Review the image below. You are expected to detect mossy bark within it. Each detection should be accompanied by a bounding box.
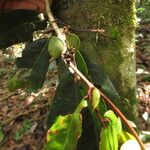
[54,0,137,121]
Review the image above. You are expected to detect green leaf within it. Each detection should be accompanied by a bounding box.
[48,36,64,58]
[104,110,118,124]
[30,39,50,90]
[0,10,46,49]
[45,100,87,150]
[74,100,88,114]
[91,88,100,111]
[117,117,122,136]
[75,51,88,76]
[99,125,110,150]
[66,33,80,51]
[16,38,48,68]
[99,120,118,150]
[97,98,107,116]
[118,131,135,144]
[45,115,81,150]
[109,122,118,150]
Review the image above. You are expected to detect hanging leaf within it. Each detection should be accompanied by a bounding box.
[47,59,83,126]
[45,100,87,150]
[104,110,118,124]
[91,88,100,111]
[75,51,88,76]
[0,10,46,49]
[16,38,48,68]
[87,102,101,140]
[30,40,50,90]
[99,110,119,150]
[99,124,110,150]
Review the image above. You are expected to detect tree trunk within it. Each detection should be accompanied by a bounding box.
[54,0,137,123]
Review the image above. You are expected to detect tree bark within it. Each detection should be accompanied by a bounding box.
[54,0,137,123]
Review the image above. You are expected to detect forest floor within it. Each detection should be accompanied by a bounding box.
[0,21,150,150]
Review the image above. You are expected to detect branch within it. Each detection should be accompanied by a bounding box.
[45,0,67,53]
[69,61,145,150]
[45,1,145,149]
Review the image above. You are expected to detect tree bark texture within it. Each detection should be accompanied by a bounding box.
[54,0,137,122]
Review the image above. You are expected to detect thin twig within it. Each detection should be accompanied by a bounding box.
[45,0,67,53]
[45,0,63,40]
[43,25,115,39]
[69,62,94,89]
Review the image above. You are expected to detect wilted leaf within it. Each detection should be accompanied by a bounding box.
[45,114,81,150]
[45,100,87,150]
